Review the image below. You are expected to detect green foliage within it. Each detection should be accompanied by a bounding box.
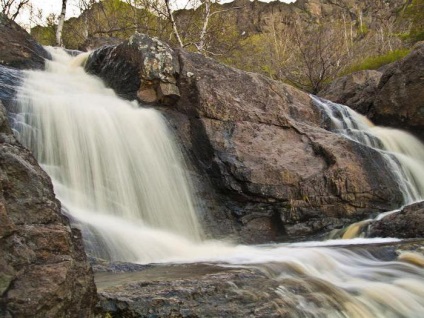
[358,23,369,36]
[343,49,411,74]
[402,0,424,43]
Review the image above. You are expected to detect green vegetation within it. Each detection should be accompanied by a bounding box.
[26,0,424,92]
[403,0,424,42]
[343,49,411,74]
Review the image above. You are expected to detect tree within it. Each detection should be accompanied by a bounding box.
[404,0,424,42]
[1,0,30,21]
[279,21,351,94]
[56,0,67,46]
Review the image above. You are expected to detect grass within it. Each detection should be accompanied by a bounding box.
[342,49,411,75]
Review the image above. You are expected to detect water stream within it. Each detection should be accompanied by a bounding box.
[12,48,424,316]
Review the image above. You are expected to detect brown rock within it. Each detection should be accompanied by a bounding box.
[86,35,404,242]
[168,49,403,241]
[0,101,97,317]
[318,70,382,115]
[368,201,424,239]
[372,43,424,141]
[0,14,50,70]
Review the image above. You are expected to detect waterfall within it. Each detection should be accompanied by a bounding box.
[312,96,424,204]
[14,47,202,261]
[11,48,424,316]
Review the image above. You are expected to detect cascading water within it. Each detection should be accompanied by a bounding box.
[14,47,203,261]
[12,48,424,316]
[312,96,424,204]
[312,96,424,239]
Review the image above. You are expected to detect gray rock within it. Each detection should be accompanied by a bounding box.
[85,32,179,104]
[318,70,382,115]
[372,42,424,141]
[369,201,424,239]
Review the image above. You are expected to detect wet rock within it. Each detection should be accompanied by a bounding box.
[321,43,424,142]
[85,32,179,104]
[372,43,424,141]
[318,70,382,115]
[0,101,97,317]
[87,34,404,242]
[369,201,424,239]
[95,239,424,317]
[167,49,403,241]
[79,37,123,52]
[0,14,50,70]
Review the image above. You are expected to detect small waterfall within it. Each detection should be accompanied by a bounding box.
[14,47,202,261]
[312,96,424,204]
[10,48,424,316]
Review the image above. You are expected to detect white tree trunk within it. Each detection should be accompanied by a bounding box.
[56,0,67,47]
[165,0,184,47]
[198,0,211,53]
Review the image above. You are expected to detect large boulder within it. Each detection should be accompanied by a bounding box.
[85,32,180,104]
[86,35,404,242]
[0,14,50,70]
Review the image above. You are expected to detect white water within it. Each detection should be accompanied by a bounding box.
[312,96,424,204]
[14,47,202,261]
[12,48,424,316]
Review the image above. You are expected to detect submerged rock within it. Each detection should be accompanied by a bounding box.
[86,35,404,242]
[95,240,424,317]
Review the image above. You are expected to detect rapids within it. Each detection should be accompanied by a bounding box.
[12,47,424,317]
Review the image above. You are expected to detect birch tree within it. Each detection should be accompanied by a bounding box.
[1,0,30,21]
[56,0,67,47]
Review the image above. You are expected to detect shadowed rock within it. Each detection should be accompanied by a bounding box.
[85,32,180,104]
[318,70,382,115]
[0,14,50,70]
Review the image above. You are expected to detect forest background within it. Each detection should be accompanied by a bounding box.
[2,0,424,94]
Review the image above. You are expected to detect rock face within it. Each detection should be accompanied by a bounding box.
[318,70,382,115]
[0,99,97,316]
[320,43,424,142]
[369,201,424,239]
[86,35,404,242]
[0,14,50,70]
